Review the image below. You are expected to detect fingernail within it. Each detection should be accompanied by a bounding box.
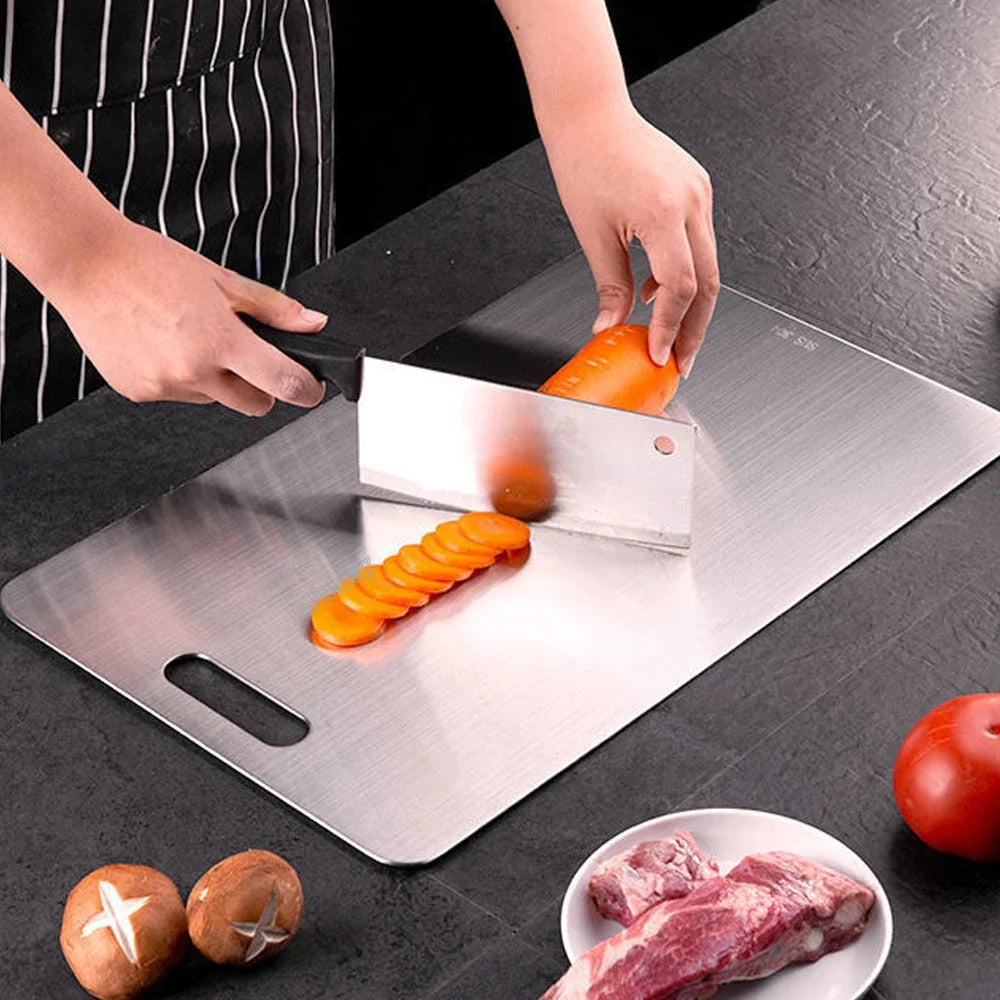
[679,353,695,378]
[593,310,616,334]
[300,307,328,327]
[651,343,672,367]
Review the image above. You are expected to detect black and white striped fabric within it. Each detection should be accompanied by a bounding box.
[0,0,334,441]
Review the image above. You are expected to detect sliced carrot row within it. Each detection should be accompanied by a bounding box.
[311,512,530,649]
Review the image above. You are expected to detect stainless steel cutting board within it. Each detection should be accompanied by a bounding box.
[5,248,1000,865]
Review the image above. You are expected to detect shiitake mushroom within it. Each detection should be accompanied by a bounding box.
[186,849,303,966]
[60,863,188,1000]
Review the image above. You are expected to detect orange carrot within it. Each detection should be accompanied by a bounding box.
[538,323,679,416]
[382,556,454,595]
[435,520,502,558]
[397,544,472,582]
[457,512,531,551]
[422,532,495,570]
[357,564,429,608]
[339,578,410,619]
[311,594,386,647]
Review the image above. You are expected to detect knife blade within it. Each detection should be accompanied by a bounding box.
[251,323,695,551]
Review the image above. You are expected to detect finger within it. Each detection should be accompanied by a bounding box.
[673,215,720,377]
[578,226,636,334]
[123,384,214,405]
[207,371,277,417]
[703,175,716,238]
[226,325,326,408]
[221,270,328,333]
[170,390,215,405]
[641,189,715,310]
[643,229,698,366]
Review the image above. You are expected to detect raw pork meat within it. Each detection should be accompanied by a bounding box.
[588,830,720,926]
[542,851,875,1000]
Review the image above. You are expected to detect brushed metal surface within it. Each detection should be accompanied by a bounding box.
[357,357,695,549]
[5,247,1000,865]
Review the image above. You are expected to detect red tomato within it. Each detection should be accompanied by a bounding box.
[893,693,1000,862]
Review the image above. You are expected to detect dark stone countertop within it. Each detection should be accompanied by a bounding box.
[3,0,1000,997]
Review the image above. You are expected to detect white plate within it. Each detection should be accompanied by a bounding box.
[561,808,893,1000]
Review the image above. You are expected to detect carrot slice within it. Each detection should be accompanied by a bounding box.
[339,578,410,619]
[382,556,454,595]
[397,544,472,582]
[539,323,680,416]
[422,532,495,570]
[435,520,502,557]
[311,594,386,648]
[357,564,429,608]
[457,512,531,551]
[311,627,343,651]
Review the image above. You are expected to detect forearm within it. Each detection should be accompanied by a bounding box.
[494,0,632,141]
[0,83,125,308]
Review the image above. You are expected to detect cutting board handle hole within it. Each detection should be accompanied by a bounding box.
[164,654,309,747]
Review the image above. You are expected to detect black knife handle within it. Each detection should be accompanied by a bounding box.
[246,319,365,402]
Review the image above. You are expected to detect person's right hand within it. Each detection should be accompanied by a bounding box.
[541,105,718,376]
[52,218,327,416]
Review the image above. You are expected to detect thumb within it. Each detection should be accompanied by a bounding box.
[579,229,635,334]
[221,270,328,333]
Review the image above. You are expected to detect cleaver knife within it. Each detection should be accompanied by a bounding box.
[254,325,696,551]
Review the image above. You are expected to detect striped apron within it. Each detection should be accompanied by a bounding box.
[0,0,334,441]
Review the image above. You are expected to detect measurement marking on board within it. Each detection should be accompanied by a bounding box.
[771,325,820,352]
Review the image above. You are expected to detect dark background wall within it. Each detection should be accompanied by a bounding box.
[330,0,763,248]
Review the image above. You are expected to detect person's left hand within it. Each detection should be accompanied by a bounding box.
[541,103,719,376]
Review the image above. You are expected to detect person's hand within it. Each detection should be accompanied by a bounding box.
[542,104,719,376]
[52,218,327,416]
